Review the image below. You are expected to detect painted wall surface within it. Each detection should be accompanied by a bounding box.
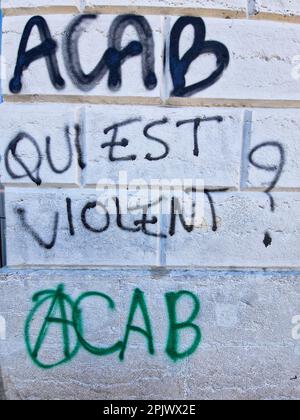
[0,0,300,400]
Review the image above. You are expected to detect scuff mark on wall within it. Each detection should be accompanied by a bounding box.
[0,366,7,400]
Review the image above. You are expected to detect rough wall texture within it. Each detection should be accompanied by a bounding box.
[1,269,300,400]
[0,0,300,400]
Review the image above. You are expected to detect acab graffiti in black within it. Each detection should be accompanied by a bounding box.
[9,14,230,96]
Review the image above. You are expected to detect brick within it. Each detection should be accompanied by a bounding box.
[166,17,300,101]
[2,14,163,98]
[85,105,243,189]
[0,269,300,400]
[0,104,81,186]
[254,0,300,17]
[5,188,159,267]
[246,110,300,190]
[165,192,300,268]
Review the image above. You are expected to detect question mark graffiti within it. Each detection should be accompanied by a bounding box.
[248,141,285,247]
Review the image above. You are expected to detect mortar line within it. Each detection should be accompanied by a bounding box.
[2,6,246,19]
[166,98,300,109]
[2,184,237,191]
[4,95,162,106]
[5,95,300,109]
[247,0,256,18]
[2,6,80,16]
[0,190,7,269]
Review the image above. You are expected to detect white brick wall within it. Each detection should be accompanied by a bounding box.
[2,0,300,401]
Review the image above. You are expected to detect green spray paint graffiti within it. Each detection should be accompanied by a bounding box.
[25,284,81,369]
[25,284,202,369]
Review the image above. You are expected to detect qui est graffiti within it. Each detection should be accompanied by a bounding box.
[5,13,287,249]
[25,284,202,369]
[9,14,230,97]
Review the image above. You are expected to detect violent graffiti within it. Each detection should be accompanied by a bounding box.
[25,284,202,368]
[176,116,223,157]
[4,113,229,248]
[9,14,229,96]
[15,188,225,250]
[46,126,73,174]
[16,207,59,250]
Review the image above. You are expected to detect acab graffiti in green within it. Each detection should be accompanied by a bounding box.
[25,284,202,369]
